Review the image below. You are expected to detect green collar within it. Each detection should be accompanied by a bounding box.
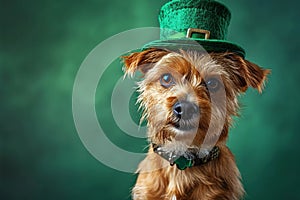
[152,144,220,170]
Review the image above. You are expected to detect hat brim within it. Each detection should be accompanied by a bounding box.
[142,39,245,58]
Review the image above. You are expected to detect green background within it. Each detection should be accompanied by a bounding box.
[1,0,300,199]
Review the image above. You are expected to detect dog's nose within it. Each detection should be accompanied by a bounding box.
[173,101,199,120]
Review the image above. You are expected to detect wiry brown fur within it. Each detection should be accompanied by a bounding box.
[123,48,269,200]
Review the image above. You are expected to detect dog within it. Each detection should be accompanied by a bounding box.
[123,48,269,200]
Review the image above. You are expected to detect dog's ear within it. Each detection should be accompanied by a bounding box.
[242,59,270,93]
[122,48,169,77]
[221,53,270,93]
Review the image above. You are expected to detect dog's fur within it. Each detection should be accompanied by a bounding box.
[123,48,269,200]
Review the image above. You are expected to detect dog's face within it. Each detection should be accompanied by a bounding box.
[123,49,269,149]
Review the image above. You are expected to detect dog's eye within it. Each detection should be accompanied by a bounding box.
[206,78,221,92]
[160,73,175,88]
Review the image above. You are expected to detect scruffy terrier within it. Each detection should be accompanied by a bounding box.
[123,48,269,200]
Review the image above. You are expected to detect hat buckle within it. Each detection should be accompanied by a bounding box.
[186,28,211,40]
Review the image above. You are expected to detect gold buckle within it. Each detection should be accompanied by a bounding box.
[186,28,210,40]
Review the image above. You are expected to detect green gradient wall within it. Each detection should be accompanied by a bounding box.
[1,0,300,199]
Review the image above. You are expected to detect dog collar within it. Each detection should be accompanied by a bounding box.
[152,144,220,170]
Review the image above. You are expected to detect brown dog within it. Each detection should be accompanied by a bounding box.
[123,48,269,200]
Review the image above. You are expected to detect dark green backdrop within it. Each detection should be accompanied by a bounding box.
[1,0,300,199]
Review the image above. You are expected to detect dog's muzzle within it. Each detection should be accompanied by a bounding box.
[173,101,199,120]
[173,100,199,130]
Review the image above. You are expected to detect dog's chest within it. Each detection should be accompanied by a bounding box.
[164,167,199,199]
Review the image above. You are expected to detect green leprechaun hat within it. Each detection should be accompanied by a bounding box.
[143,0,246,58]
